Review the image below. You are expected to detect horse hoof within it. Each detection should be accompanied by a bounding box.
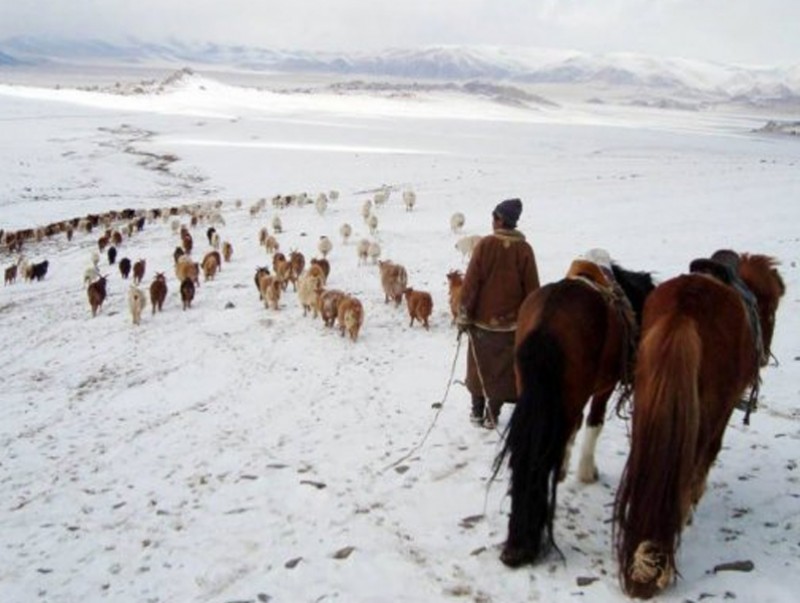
[500,546,535,568]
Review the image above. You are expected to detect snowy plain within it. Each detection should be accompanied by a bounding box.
[0,66,799,603]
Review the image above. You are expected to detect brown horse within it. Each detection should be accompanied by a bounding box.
[493,260,655,568]
[613,252,784,599]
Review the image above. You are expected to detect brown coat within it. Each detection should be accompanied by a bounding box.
[459,228,539,330]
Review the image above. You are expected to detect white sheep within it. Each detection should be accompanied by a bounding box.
[272,215,283,234]
[339,222,352,245]
[128,285,147,326]
[367,213,379,236]
[450,212,465,234]
[455,234,482,261]
[402,189,416,212]
[83,264,101,286]
[361,199,373,223]
[297,271,324,318]
[318,235,333,258]
[368,241,381,264]
[329,190,340,201]
[356,239,370,266]
[315,193,328,216]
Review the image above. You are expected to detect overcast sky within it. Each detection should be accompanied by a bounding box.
[1,0,798,66]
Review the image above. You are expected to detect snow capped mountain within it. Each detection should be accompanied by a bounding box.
[1,37,799,107]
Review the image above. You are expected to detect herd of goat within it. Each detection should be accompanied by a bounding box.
[3,188,477,340]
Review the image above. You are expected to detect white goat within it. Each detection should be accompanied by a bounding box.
[367,213,379,236]
[455,234,482,261]
[128,285,147,326]
[356,239,370,266]
[403,189,416,211]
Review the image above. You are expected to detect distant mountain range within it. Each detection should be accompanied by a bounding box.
[2,36,799,108]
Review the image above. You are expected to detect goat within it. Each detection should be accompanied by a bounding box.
[318,235,332,258]
[206,226,216,246]
[273,254,292,292]
[87,276,108,317]
[309,258,330,283]
[222,241,233,263]
[128,285,147,326]
[175,256,200,287]
[202,251,219,281]
[337,295,364,341]
[455,234,482,261]
[150,273,167,314]
[378,260,408,306]
[107,246,117,265]
[361,199,373,222]
[318,289,346,328]
[403,287,433,330]
[180,277,195,310]
[264,235,280,255]
[119,257,132,279]
[450,212,466,234]
[288,250,305,291]
[258,272,281,310]
[30,260,49,281]
[132,259,146,285]
[297,271,324,318]
[258,226,269,247]
[181,231,193,255]
[173,246,185,265]
[254,266,271,299]
[446,270,464,325]
[4,264,17,285]
[210,231,220,250]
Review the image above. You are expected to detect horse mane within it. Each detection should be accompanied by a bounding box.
[610,263,656,326]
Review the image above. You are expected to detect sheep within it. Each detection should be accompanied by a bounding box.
[202,251,219,281]
[337,295,364,341]
[222,241,233,263]
[90,250,100,268]
[318,235,333,258]
[402,189,416,212]
[361,199,373,222]
[446,270,464,325]
[450,212,466,234]
[87,276,108,317]
[128,285,147,326]
[403,287,433,330]
[150,273,167,314]
[374,186,390,207]
[378,260,408,306]
[367,241,381,265]
[83,264,101,286]
[297,271,324,318]
[315,193,328,215]
[180,277,195,310]
[455,234,482,261]
[339,222,352,245]
[132,259,146,285]
[318,289,346,328]
[367,213,379,236]
[357,239,370,265]
[272,215,283,234]
[119,257,132,279]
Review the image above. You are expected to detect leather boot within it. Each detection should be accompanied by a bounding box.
[470,395,485,425]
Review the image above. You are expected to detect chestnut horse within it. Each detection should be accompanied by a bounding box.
[493,260,655,568]
[614,253,784,599]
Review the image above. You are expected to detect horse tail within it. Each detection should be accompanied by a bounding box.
[493,328,566,565]
[614,314,701,598]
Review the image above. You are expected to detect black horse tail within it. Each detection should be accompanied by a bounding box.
[493,327,566,565]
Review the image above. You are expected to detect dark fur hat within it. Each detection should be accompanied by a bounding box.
[493,198,522,228]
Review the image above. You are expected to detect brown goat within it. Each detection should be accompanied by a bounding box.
[4,264,17,285]
[318,289,346,327]
[202,251,219,281]
[87,276,108,317]
[132,259,146,285]
[310,257,330,282]
[446,270,464,325]
[222,241,233,263]
[378,260,408,306]
[403,287,433,330]
[150,273,168,314]
[180,277,195,310]
[337,295,364,341]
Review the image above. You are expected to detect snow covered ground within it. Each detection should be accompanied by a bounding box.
[1,68,798,603]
